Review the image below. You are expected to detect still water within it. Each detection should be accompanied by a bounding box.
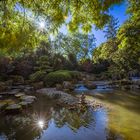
[0,88,140,140]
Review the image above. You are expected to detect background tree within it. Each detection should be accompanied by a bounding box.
[103,15,119,39]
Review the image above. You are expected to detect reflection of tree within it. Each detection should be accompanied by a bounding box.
[0,95,95,139]
[0,115,43,140]
[51,107,94,132]
[106,129,123,140]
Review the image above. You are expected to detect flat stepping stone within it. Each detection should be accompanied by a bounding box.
[7,89,21,95]
[0,92,8,95]
[20,96,36,103]
[19,101,30,106]
[0,102,7,110]
[19,101,33,106]
[17,85,25,89]
[0,99,15,105]
[15,93,25,98]
[6,104,22,111]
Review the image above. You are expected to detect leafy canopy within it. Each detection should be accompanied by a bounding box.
[1,0,123,32]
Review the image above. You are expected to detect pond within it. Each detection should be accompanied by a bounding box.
[0,86,140,140]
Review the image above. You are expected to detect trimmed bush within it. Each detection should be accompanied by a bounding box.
[44,70,79,86]
[30,71,46,82]
[69,71,80,79]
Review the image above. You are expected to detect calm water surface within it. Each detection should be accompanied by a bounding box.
[0,87,140,140]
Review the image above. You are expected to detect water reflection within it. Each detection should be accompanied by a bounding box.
[0,108,107,140]
[74,84,89,93]
[0,92,139,140]
[0,94,112,140]
[37,120,45,129]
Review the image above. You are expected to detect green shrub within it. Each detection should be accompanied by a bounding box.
[69,71,80,79]
[30,71,46,82]
[44,70,79,86]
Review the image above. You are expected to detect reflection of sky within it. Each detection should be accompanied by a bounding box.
[38,109,108,140]
[74,83,113,94]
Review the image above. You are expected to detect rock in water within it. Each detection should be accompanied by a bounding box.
[63,81,74,90]
[20,95,36,103]
[0,102,7,110]
[15,93,25,98]
[36,88,78,106]
[6,104,22,112]
[85,81,97,89]
[7,89,21,95]
[19,101,31,107]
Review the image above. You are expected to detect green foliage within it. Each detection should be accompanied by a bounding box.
[0,0,123,58]
[1,13,37,53]
[104,15,119,39]
[20,0,123,31]
[44,70,79,86]
[93,39,118,63]
[0,0,123,35]
[30,71,46,82]
[51,33,96,60]
[68,71,80,79]
[93,0,140,77]
[0,0,139,80]
[113,0,140,73]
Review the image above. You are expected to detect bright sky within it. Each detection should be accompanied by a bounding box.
[59,2,128,46]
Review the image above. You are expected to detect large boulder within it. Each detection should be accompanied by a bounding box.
[63,81,74,90]
[85,81,97,89]
[36,88,62,99]
[36,88,78,105]
[32,81,44,90]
